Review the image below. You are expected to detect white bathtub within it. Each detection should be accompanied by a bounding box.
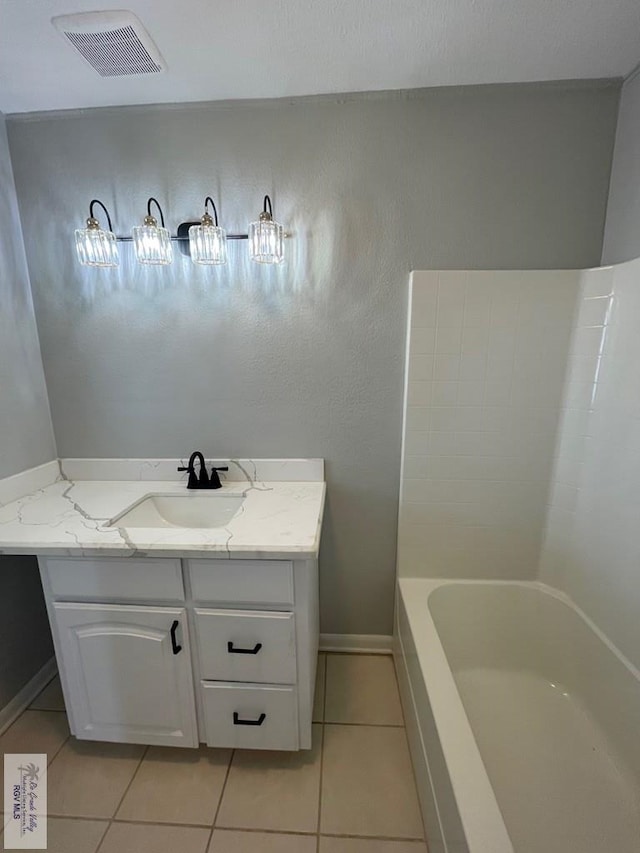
[394,578,640,853]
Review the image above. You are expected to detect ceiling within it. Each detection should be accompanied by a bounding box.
[1,0,639,114]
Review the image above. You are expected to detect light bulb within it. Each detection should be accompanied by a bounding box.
[132,198,173,265]
[75,201,119,267]
[188,198,227,264]
[249,195,284,264]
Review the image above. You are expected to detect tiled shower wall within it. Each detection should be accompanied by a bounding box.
[540,258,640,670]
[539,266,614,576]
[398,270,580,580]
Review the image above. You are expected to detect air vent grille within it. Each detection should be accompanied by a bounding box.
[63,25,161,76]
[52,11,166,77]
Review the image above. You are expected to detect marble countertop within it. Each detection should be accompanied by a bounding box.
[0,459,325,560]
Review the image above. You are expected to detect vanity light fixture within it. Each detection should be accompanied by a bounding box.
[131,197,173,265]
[75,199,119,267]
[188,197,228,265]
[75,194,286,267]
[249,195,284,264]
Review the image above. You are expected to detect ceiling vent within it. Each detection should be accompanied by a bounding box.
[52,10,166,77]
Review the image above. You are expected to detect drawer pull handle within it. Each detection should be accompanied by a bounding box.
[170,620,182,655]
[227,641,263,655]
[233,712,266,727]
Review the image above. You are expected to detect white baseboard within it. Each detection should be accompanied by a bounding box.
[0,657,58,735]
[319,633,393,654]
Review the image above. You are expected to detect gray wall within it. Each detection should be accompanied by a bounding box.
[8,81,619,635]
[0,556,53,709]
[0,114,56,478]
[602,69,640,263]
[0,113,55,706]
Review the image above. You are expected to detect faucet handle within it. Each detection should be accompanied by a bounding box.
[177,466,199,489]
[209,466,228,490]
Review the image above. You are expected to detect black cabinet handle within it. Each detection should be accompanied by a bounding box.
[170,620,182,655]
[227,641,262,655]
[233,712,266,726]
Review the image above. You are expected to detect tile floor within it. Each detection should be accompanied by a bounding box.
[1,654,426,853]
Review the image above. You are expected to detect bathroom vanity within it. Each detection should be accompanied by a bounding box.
[0,458,325,751]
[39,554,317,750]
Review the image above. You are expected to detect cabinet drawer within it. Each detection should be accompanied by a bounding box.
[43,557,184,602]
[188,559,293,606]
[195,609,296,684]
[201,682,298,750]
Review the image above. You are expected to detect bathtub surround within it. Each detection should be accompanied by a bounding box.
[401,263,640,673]
[0,112,56,722]
[399,270,579,580]
[602,67,640,263]
[6,81,619,636]
[399,262,640,848]
[540,257,640,671]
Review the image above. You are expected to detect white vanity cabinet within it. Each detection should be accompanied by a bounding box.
[51,602,198,747]
[38,555,318,751]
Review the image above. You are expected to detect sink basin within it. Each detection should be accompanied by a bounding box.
[108,494,245,529]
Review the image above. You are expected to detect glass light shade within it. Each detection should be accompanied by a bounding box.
[75,226,119,267]
[132,224,173,265]
[249,218,284,264]
[189,224,228,264]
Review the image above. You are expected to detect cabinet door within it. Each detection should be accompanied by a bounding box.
[53,602,198,747]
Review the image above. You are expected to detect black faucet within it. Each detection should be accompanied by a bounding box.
[177,452,228,490]
[177,451,209,489]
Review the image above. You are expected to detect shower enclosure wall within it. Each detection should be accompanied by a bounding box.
[395,260,640,853]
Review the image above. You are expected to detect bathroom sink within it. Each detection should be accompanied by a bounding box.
[108,494,245,529]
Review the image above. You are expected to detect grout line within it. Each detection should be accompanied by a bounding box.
[323,721,405,729]
[390,651,409,729]
[210,747,235,836]
[29,708,67,713]
[110,817,219,829]
[321,720,405,728]
[33,709,72,769]
[112,745,149,819]
[93,821,110,851]
[316,726,324,853]
[31,815,109,824]
[391,657,428,844]
[0,708,69,768]
[199,825,424,843]
[316,653,329,850]
[206,826,319,837]
[93,820,110,851]
[322,650,393,657]
[320,831,425,842]
[313,653,326,724]
[94,818,111,853]
[47,734,70,767]
[11,812,424,845]
[95,744,148,853]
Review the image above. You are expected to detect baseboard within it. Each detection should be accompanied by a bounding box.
[0,657,57,735]
[319,633,393,654]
